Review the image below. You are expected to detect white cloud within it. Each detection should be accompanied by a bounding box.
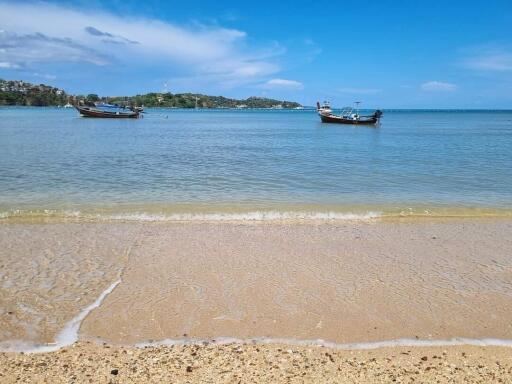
[421,81,457,92]
[261,78,304,90]
[0,31,111,66]
[32,72,57,80]
[303,38,322,62]
[462,49,512,72]
[0,2,282,86]
[338,87,382,95]
[0,61,20,68]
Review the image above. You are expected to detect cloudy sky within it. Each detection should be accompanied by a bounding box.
[0,0,511,107]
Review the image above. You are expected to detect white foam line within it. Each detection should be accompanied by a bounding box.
[135,336,512,350]
[0,280,120,354]
[3,284,512,354]
[0,210,383,222]
[2,331,512,355]
[102,211,383,222]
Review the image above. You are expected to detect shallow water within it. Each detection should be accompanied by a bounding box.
[2,220,512,351]
[1,108,512,352]
[1,108,511,219]
[0,223,139,348]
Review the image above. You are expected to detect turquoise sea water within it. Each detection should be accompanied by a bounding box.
[0,107,511,220]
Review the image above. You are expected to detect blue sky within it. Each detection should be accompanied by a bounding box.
[0,0,511,108]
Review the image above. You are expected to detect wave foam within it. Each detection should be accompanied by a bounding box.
[3,206,512,222]
[0,209,382,222]
[136,336,512,350]
[0,280,120,353]
[105,211,382,222]
[3,324,512,354]
[0,209,82,220]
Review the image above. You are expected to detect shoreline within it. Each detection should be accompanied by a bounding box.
[5,335,512,355]
[2,201,512,224]
[2,210,512,224]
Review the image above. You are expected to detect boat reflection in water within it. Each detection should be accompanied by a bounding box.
[317,101,382,125]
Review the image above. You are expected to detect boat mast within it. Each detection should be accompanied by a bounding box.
[354,101,361,116]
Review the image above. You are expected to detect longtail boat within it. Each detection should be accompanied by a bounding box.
[75,105,140,118]
[317,101,382,125]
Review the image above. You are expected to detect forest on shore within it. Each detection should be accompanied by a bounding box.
[0,79,302,109]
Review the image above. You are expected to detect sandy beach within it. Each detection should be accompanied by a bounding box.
[1,218,512,381]
[1,342,512,383]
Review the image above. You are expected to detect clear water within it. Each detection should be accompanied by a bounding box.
[1,107,511,219]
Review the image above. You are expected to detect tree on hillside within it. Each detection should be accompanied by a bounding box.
[86,94,100,102]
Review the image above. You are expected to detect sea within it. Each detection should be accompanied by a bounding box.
[1,107,511,221]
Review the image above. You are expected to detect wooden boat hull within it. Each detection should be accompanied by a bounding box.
[319,113,378,125]
[75,106,139,118]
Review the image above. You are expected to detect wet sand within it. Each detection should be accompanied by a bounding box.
[81,219,512,345]
[0,223,142,346]
[1,218,512,381]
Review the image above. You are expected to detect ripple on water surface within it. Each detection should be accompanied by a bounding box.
[0,109,511,212]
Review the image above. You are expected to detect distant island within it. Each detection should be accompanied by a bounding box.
[0,79,302,109]
[108,93,302,109]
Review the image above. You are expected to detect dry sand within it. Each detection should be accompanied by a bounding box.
[1,342,512,383]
